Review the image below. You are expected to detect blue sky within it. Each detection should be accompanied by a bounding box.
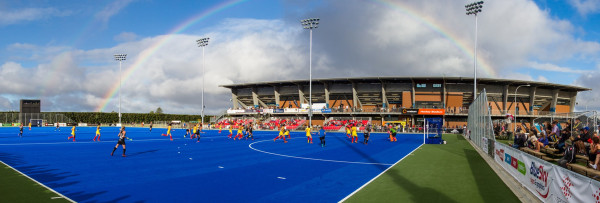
[1,0,600,113]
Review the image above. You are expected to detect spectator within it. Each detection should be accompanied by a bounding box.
[527,134,544,152]
[589,137,600,170]
[558,140,575,168]
[574,127,591,155]
[548,121,560,142]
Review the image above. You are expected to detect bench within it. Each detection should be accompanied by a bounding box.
[568,164,600,181]
[540,147,562,158]
[541,156,558,162]
[576,155,590,161]
[521,148,545,159]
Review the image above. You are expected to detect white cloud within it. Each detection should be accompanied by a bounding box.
[2,0,600,114]
[528,61,588,74]
[94,0,135,26]
[568,0,600,16]
[0,18,307,114]
[0,7,68,26]
[114,32,139,42]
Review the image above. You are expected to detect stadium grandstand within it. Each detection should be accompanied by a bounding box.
[219,77,590,132]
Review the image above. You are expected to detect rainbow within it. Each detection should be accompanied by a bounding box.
[95,0,249,112]
[372,0,497,77]
[96,0,496,112]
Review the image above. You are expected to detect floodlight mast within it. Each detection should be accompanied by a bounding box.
[196,38,209,126]
[465,1,484,100]
[301,18,319,129]
[514,84,530,134]
[114,54,127,126]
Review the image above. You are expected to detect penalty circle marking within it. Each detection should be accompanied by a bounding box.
[248,138,393,166]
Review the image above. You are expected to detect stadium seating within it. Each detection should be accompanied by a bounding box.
[323,119,369,131]
[217,118,254,127]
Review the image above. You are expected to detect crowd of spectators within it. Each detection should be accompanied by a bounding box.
[508,118,600,170]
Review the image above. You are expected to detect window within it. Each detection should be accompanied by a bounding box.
[417,84,427,88]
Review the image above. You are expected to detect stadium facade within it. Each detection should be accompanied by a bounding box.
[220,77,590,128]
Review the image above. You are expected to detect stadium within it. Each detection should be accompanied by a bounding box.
[3,77,596,202]
[4,1,600,202]
[220,76,590,130]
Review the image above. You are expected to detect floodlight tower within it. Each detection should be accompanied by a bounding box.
[465,1,484,100]
[301,18,319,128]
[196,37,209,126]
[114,54,127,126]
[514,84,530,134]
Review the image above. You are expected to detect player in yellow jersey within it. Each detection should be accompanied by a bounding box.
[234,125,244,140]
[93,124,101,141]
[351,124,358,143]
[68,126,76,142]
[346,125,351,139]
[219,124,222,133]
[228,126,233,139]
[274,125,287,143]
[28,122,31,130]
[305,126,313,144]
[192,124,198,140]
[284,128,290,140]
[162,123,173,141]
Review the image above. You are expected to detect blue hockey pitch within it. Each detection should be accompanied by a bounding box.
[0,126,422,202]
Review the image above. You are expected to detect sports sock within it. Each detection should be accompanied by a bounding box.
[123,149,126,155]
[112,147,117,155]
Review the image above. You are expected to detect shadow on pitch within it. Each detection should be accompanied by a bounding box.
[127,149,159,157]
[331,136,457,202]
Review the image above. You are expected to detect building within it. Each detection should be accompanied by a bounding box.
[19,99,41,126]
[220,77,590,128]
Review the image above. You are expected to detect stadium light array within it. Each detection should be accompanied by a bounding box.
[301,18,319,128]
[114,54,127,126]
[196,37,209,125]
[465,1,483,100]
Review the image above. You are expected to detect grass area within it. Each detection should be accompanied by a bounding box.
[0,161,70,203]
[345,134,520,203]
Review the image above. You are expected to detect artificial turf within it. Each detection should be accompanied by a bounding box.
[0,161,71,203]
[345,133,520,203]
[0,127,422,202]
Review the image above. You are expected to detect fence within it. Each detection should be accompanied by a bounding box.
[467,90,600,202]
[466,89,495,153]
[0,112,75,125]
[532,111,598,134]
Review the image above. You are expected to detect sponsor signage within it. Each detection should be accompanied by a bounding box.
[418,109,445,115]
[402,108,419,114]
[321,108,332,113]
[494,142,600,202]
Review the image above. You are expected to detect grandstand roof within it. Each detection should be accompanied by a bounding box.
[220,77,591,92]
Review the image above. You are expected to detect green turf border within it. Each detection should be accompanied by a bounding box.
[0,160,73,202]
[344,134,520,203]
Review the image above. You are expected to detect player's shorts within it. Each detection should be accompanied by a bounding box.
[195,131,200,135]
[118,139,126,145]
[392,132,397,137]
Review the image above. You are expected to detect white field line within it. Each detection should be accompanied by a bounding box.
[0,160,76,203]
[248,138,394,166]
[338,143,424,202]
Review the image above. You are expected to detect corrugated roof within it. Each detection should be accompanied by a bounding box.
[219,77,591,91]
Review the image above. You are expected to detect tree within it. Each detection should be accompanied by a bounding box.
[149,111,154,114]
[156,107,163,114]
